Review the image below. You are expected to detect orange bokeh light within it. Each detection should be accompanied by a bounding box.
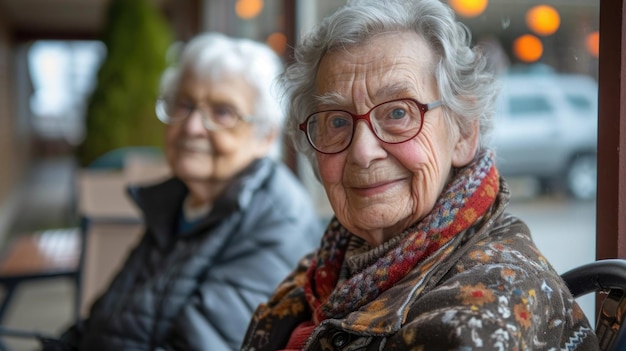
[513,34,543,62]
[448,0,488,18]
[235,0,263,20]
[526,5,560,36]
[266,32,287,56]
[586,31,599,58]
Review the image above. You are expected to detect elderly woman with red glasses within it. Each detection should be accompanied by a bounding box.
[240,0,598,350]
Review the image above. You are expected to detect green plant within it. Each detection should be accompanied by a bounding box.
[77,0,173,166]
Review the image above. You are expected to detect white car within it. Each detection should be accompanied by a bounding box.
[491,66,598,200]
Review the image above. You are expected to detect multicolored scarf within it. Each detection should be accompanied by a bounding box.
[303,149,500,324]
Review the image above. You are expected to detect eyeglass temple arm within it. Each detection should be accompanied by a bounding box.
[426,100,443,110]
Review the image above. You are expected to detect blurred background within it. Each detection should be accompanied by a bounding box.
[0,0,601,349]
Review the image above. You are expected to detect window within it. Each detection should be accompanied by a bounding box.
[509,96,553,116]
[28,40,105,146]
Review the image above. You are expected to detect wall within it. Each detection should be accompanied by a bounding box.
[0,13,30,240]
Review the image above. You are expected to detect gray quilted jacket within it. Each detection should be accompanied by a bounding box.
[64,158,323,351]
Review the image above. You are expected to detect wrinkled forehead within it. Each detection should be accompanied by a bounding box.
[315,31,437,108]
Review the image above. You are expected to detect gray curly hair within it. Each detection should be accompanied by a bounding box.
[280,0,497,173]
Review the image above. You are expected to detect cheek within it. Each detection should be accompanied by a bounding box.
[212,128,271,178]
[215,126,256,154]
[164,127,181,164]
[390,141,430,179]
[210,130,252,158]
[392,138,450,202]
[317,153,344,186]
[407,122,454,173]
[317,153,347,206]
[209,134,229,154]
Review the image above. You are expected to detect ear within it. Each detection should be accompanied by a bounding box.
[253,127,279,157]
[451,120,480,167]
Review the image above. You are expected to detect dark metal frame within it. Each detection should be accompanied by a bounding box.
[562,259,626,351]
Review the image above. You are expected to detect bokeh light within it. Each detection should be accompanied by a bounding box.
[586,31,599,58]
[526,5,560,36]
[448,0,488,18]
[513,34,543,62]
[266,32,287,56]
[235,0,263,20]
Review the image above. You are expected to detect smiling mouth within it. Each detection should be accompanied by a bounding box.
[181,146,210,153]
[350,179,404,197]
[178,141,211,153]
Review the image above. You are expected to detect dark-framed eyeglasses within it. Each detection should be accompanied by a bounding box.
[155,97,253,131]
[299,98,443,154]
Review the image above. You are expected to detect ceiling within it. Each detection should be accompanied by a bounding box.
[0,0,111,40]
[0,0,176,41]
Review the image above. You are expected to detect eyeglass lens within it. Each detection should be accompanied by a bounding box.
[157,98,241,130]
[305,99,426,154]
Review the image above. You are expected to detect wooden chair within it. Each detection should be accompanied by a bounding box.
[0,228,82,324]
[0,150,168,349]
[0,228,82,351]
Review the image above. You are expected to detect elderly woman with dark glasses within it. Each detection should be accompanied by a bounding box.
[240,0,598,350]
[59,32,322,351]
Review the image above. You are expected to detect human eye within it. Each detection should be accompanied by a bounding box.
[173,98,193,109]
[329,114,351,129]
[308,112,351,150]
[375,100,421,135]
[391,107,407,119]
[170,99,194,119]
[212,104,235,116]
[379,101,411,121]
[211,104,239,124]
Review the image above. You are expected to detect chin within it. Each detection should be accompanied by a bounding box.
[174,165,213,181]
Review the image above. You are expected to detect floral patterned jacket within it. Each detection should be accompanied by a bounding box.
[240,183,599,351]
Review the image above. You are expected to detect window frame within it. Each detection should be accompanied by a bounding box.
[596,0,626,259]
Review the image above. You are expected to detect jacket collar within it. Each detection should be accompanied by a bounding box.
[127,157,275,248]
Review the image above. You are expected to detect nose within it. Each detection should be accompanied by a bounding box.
[182,108,208,134]
[346,120,387,167]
